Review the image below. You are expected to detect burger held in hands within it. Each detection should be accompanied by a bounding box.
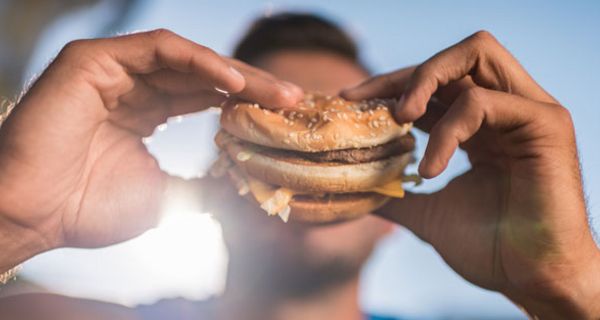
[211,93,418,223]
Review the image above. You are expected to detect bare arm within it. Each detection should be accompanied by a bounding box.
[343,31,600,319]
[0,29,303,274]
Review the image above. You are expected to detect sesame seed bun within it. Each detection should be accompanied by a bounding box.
[221,93,412,152]
[288,193,389,223]
[214,93,416,223]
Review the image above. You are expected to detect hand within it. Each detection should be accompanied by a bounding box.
[0,29,303,272]
[342,31,600,319]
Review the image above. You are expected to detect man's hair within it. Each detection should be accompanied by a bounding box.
[233,12,365,69]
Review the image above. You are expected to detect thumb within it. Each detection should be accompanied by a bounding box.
[374,191,442,245]
[162,175,226,215]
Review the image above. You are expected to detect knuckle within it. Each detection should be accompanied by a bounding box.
[470,30,499,46]
[56,39,108,74]
[147,28,176,41]
[549,104,574,128]
[413,63,432,80]
[412,62,444,91]
[196,44,218,59]
[461,86,488,105]
[60,39,92,57]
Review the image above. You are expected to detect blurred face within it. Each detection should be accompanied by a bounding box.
[219,50,393,299]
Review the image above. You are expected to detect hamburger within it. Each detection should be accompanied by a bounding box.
[211,93,417,223]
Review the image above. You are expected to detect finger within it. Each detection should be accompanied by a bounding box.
[413,98,448,133]
[396,31,556,124]
[105,29,246,94]
[108,103,169,137]
[166,91,226,117]
[374,191,440,245]
[143,69,221,94]
[418,87,543,178]
[110,91,225,136]
[118,76,167,110]
[190,174,241,216]
[226,58,304,109]
[163,176,213,214]
[163,175,243,218]
[340,67,415,100]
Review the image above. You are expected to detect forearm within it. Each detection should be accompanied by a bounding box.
[0,219,48,274]
[509,248,600,319]
[0,100,49,275]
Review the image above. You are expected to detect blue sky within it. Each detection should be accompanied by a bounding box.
[22,1,600,319]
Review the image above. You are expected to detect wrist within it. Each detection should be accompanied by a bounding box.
[507,248,600,319]
[0,200,54,274]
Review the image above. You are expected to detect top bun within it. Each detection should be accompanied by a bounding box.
[220,93,412,152]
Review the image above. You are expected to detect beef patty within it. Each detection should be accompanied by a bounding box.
[243,133,415,164]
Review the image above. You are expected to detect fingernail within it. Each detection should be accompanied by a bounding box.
[418,158,432,179]
[214,87,230,97]
[397,94,406,109]
[281,81,303,97]
[229,66,244,81]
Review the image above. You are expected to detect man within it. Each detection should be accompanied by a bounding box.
[0,13,598,320]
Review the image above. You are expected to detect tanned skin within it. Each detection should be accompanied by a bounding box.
[0,30,598,319]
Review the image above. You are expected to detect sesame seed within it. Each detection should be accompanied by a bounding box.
[379,116,386,121]
[263,108,269,115]
[233,104,239,110]
[283,139,291,144]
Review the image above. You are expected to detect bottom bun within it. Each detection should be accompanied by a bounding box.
[288,192,389,223]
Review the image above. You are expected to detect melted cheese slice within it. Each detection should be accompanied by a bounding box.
[370,179,405,198]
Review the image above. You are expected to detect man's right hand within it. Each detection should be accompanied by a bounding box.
[0,29,303,273]
[343,31,600,319]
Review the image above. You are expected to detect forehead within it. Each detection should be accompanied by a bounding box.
[255,50,368,95]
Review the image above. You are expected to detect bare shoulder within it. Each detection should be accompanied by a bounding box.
[0,293,139,320]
